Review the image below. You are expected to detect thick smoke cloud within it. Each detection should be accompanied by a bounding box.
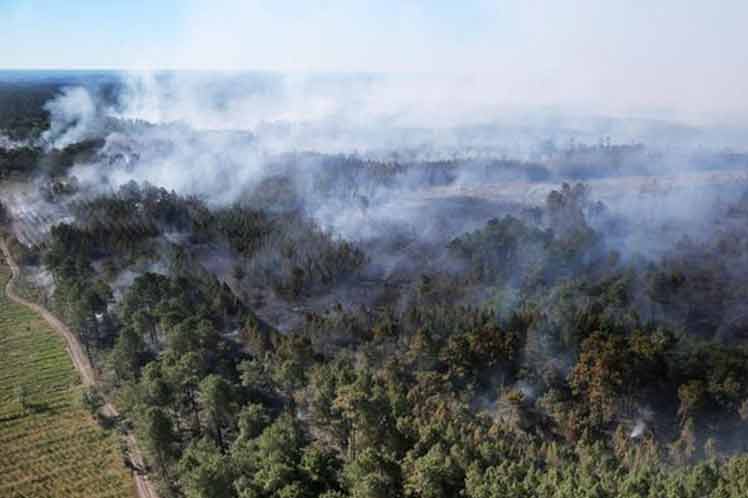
[42,86,100,148]
[73,123,265,205]
[34,71,748,255]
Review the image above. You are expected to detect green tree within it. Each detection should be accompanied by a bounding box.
[141,406,178,481]
[178,438,236,498]
[403,443,462,498]
[232,413,309,498]
[236,403,271,441]
[163,351,205,433]
[198,374,235,451]
[111,326,147,381]
[343,447,402,498]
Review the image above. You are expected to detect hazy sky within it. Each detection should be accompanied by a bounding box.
[2,0,747,122]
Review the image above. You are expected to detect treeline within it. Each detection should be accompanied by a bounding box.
[0,72,121,140]
[295,154,552,200]
[0,138,103,179]
[0,80,57,139]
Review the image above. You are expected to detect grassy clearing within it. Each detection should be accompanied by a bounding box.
[0,263,134,498]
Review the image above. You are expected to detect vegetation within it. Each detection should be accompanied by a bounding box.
[27,177,748,497]
[0,139,103,180]
[0,262,134,498]
[0,79,56,139]
[3,80,748,496]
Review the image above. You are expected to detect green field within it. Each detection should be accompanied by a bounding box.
[0,263,134,498]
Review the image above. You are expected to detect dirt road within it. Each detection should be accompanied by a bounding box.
[1,238,159,498]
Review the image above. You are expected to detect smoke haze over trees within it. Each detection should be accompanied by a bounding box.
[2,57,748,498]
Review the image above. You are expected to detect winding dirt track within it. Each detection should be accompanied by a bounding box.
[1,238,159,498]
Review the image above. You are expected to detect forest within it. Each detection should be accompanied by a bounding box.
[1,75,748,498]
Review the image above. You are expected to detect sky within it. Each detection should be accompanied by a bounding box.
[1,0,748,123]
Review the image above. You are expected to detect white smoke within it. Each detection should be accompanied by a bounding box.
[71,123,265,204]
[42,87,99,148]
[35,71,748,247]
[630,420,646,439]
